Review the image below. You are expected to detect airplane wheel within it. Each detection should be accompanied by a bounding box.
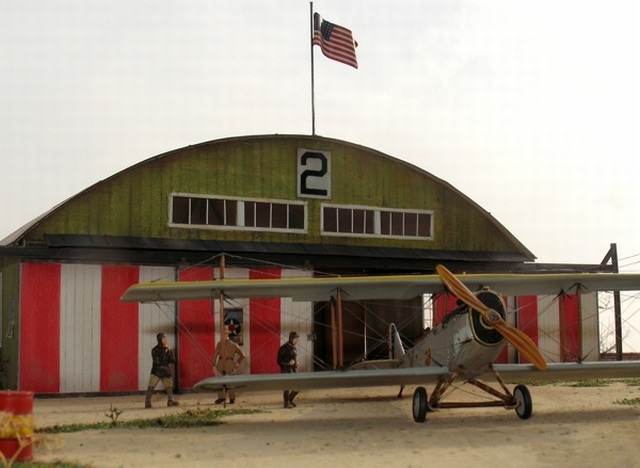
[514,384,532,419]
[412,387,428,423]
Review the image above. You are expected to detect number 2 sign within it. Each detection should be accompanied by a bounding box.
[297,148,331,199]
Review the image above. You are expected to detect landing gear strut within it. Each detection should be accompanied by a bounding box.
[410,366,534,422]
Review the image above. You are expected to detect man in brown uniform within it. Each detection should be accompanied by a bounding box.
[213,331,245,404]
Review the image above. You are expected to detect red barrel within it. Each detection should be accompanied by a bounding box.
[0,391,34,462]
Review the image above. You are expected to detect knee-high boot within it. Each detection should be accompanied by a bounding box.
[283,390,292,408]
[145,386,154,408]
[288,391,299,407]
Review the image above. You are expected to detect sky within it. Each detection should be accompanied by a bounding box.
[2,0,639,266]
[2,1,640,347]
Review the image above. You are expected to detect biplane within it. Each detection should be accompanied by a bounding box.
[122,265,640,423]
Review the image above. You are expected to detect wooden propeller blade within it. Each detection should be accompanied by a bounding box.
[436,265,547,371]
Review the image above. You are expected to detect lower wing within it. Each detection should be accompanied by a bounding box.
[494,361,640,382]
[194,367,448,393]
[194,361,640,393]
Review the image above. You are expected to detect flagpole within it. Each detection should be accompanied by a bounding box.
[310,1,316,135]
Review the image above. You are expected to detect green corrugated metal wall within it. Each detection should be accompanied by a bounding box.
[24,135,528,255]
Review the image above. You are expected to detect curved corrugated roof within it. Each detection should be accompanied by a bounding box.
[1,134,535,261]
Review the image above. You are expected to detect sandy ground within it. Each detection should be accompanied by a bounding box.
[28,381,640,468]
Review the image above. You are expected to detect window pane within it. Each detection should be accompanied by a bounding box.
[244,202,255,227]
[272,203,288,228]
[404,212,418,237]
[208,199,225,225]
[255,202,271,228]
[337,208,352,233]
[380,211,390,235]
[365,210,375,234]
[323,207,337,232]
[353,210,365,233]
[225,200,237,226]
[418,214,431,237]
[191,198,207,225]
[391,212,403,235]
[172,197,189,224]
[289,204,304,230]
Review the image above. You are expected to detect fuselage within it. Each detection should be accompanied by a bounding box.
[402,289,507,374]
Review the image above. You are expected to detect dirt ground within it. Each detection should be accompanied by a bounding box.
[29,381,640,467]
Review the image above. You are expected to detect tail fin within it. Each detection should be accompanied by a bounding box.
[389,323,405,359]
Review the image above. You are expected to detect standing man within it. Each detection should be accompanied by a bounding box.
[213,330,246,404]
[277,331,300,408]
[145,333,179,408]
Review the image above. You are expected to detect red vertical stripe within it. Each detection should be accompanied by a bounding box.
[100,265,140,391]
[178,267,216,388]
[20,262,61,393]
[560,294,581,362]
[495,347,509,364]
[432,291,457,325]
[249,269,281,374]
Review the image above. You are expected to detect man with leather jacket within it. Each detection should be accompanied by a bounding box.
[144,333,179,408]
[277,331,300,408]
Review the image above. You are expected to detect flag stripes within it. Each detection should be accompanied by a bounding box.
[313,13,358,69]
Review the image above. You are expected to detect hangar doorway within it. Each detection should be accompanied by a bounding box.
[312,297,424,370]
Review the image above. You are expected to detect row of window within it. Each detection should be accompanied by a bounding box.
[170,194,433,239]
[322,206,432,238]
[171,196,305,231]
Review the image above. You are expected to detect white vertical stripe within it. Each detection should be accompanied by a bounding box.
[60,264,102,393]
[280,269,313,372]
[138,266,176,390]
[537,295,560,362]
[581,292,599,361]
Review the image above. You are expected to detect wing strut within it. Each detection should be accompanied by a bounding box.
[329,290,346,370]
[337,289,344,369]
[330,298,338,370]
[219,256,227,381]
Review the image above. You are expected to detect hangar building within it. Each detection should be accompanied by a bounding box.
[0,135,599,394]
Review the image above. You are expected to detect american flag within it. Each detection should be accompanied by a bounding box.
[313,13,358,69]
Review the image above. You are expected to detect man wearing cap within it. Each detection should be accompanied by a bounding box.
[277,331,300,408]
[144,333,179,408]
[213,330,245,404]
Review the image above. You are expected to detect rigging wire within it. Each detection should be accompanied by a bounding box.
[136,253,640,375]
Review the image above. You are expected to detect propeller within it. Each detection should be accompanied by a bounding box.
[436,265,547,371]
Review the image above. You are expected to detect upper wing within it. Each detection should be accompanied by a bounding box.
[194,367,449,393]
[121,272,640,303]
[121,274,446,302]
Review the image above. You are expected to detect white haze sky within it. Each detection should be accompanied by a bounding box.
[2,0,639,266]
[2,1,640,350]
